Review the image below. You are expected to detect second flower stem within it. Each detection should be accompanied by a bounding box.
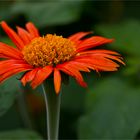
[42,81,61,140]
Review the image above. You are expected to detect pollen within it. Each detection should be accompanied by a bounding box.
[22,34,76,67]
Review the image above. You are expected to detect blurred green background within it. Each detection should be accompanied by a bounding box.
[0,0,140,139]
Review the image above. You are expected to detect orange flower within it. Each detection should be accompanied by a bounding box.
[0,21,124,94]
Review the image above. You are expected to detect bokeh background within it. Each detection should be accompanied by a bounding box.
[0,0,140,139]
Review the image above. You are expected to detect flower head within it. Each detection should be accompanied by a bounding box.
[0,21,124,94]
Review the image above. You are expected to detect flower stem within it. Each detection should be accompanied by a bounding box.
[42,80,61,140]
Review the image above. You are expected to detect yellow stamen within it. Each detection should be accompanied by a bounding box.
[22,34,76,67]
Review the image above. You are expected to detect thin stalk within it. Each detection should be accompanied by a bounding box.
[42,80,61,140]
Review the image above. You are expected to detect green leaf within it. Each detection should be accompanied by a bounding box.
[96,20,140,76]
[0,2,13,21]
[78,77,140,139]
[96,20,140,56]
[0,38,15,47]
[61,77,86,112]
[124,56,140,75]
[0,76,20,116]
[61,73,97,112]
[12,1,83,27]
[0,129,42,139]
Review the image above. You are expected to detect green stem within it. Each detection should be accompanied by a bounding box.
[42,80,61,140]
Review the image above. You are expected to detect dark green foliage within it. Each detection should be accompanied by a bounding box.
[0,76,20,116]
[78,77,140,139]
[0,129,42,139]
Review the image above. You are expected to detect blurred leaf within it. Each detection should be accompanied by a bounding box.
[12,1,83,27]
[96,20,140,56]
[0,2,13,21]
[124,56,140,75]
[0,38,15,47]
[61,73,97,112]
[0,129,42,139]
[78,77,140,139]
[95,20,140,76]
[0,76,20,116]
[61,77,86,112]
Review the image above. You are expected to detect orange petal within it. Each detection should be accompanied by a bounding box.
[21,68,39,86]
[79,49,120,55]
[68,32,92,43]
[31,66,53,89]
[0,59,31,69]
[64,61,90,72]
[0,42,23,59]
[0,59,32,68]
[74,55,119,68]
[54,68,61,94]
[17,26,31,45]
[57,63,87,87]
[78,50,125,65]
[76,36,114,52]
[26,22,40,39]
[0,67,32,83]
[0,60,33,80]
[0,64,32,76]
[73,57,119,71]
[91,53,125,65]
[1,21,24,50]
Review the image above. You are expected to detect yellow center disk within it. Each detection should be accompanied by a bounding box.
[23,34,76,67]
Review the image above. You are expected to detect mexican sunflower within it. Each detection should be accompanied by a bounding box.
[0,21,124,94]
